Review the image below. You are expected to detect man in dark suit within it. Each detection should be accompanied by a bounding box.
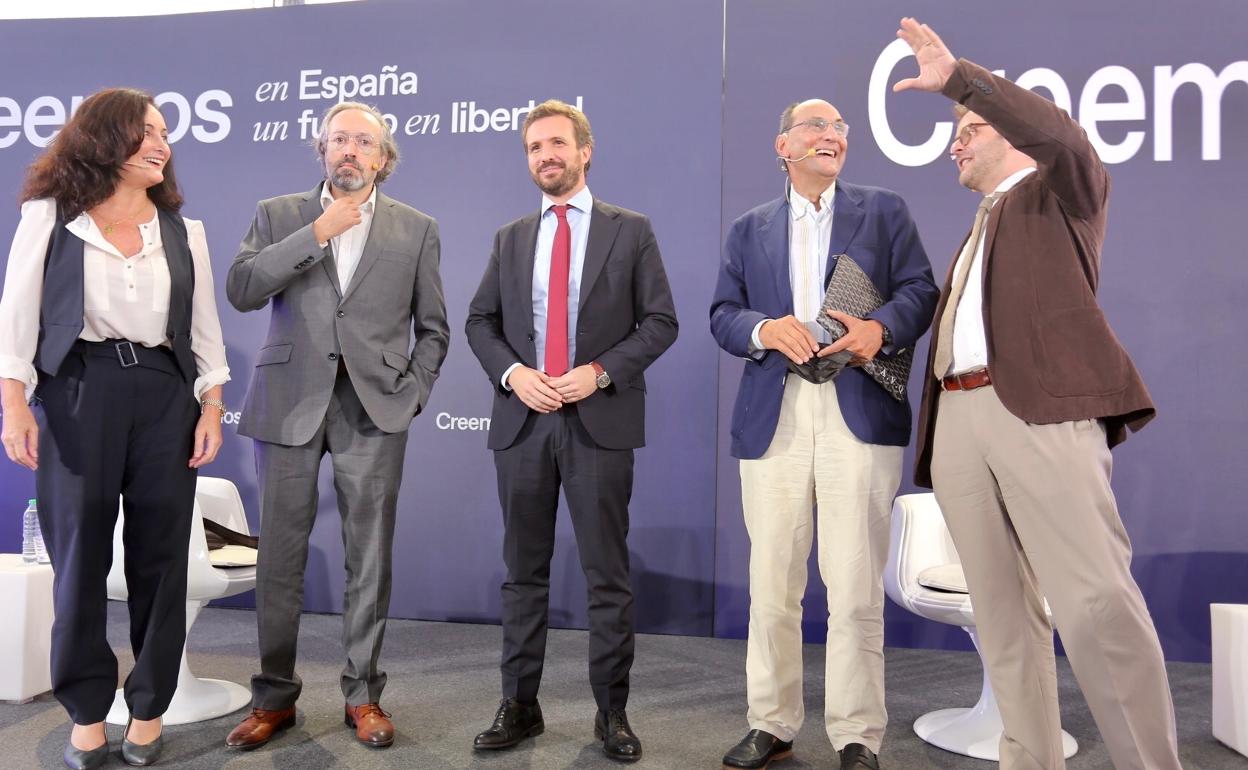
[895,17,1180,770]
[224,101,449,750]
[710,100,938,770]
[465,99,677,762]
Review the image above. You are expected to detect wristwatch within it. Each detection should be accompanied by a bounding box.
[590,361,611,389]
[878,322,893,346]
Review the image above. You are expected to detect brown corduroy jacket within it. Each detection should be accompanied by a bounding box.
[914,59,1155,488]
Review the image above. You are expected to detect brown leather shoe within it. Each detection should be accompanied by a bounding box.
[225,707,296,750]
[345,703,395,748]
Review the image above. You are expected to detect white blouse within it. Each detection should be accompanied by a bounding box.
[0,197,230,400]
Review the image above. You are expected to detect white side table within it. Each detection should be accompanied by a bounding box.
[1213,603,1248,758]
[0,553,54,702]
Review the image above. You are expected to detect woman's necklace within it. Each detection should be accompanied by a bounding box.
[94,200,149,236]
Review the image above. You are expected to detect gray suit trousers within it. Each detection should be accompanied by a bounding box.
[250,370,409,709]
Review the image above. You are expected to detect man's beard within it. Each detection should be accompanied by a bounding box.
[331,161,367,192]
[533,161,581,198]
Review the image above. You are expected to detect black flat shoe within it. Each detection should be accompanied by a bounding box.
[472,698,544,750]
[839,742,880,770]
[121,716,164,766]
[63,739,109,770]
[594,709,641,761]
[722,729,793,769]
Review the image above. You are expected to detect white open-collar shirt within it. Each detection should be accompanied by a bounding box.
[948,167,1036,375]
[0,197,231,400]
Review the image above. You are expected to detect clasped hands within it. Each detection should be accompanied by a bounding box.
[507,365,598,414]
[759,311,885,367]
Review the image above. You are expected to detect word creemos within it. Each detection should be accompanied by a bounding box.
[870,39,1247,166]
[0,89,233,148]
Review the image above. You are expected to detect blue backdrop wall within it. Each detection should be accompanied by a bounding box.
[0,0,1244,663]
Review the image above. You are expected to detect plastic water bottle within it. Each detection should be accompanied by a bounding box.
[21,499,38,564]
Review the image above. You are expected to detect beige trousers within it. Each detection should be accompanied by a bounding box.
[740,376,902,751]
[931,384,1181,770]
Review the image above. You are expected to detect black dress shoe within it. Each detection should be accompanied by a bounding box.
[839,742,880,770]
[594,709,641,761]
[722,729,793,769]
[473,698,544,750]
[63,740,109,770]
[121,716,164,766]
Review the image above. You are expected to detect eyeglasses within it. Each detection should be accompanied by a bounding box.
[954,122,990,147]
[784,118,849,138]
[327,132,381,155]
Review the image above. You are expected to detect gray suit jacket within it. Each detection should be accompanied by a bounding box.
[227,182,449,446]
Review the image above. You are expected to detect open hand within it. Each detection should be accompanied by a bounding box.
[893,17,957,93]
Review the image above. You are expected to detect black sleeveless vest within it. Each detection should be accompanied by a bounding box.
[34,205,197,383]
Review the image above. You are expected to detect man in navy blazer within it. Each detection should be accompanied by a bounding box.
[711,99,937,770]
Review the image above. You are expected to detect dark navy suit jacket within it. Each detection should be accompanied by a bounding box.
[710,181,938,459]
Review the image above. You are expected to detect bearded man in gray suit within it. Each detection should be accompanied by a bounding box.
[223,101,448,751]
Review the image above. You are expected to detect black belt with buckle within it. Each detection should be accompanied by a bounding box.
[72,339,180,376]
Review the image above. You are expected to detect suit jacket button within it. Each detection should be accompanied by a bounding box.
[337,310,345,318]
[328,352,338,361]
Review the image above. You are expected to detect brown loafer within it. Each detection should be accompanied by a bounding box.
[225,707,296,750]
[345,703,394,748]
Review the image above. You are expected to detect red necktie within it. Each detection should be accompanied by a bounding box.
[544,204,571,376]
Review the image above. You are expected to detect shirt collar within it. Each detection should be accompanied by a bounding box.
[993,166,1036,196]
[320,181,377,213]
[541,185,593,217]
[788,181,836,222]
[65,208,162,253]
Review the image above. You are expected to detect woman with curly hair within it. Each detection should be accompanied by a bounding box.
[0,88,230,768]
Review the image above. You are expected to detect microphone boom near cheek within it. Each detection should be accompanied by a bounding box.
[776,147,818,164]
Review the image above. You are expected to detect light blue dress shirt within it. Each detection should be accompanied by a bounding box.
[502,185,593,388]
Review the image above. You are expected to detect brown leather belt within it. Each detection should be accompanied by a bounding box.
[940,368,992,392]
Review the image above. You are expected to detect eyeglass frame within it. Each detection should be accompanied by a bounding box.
[783,117,850,138]
[326,131,382,156]
[953,122,991,147]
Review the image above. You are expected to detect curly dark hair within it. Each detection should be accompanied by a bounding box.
[20,87,183,220]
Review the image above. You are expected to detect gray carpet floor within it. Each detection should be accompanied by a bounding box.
[0,605,1242,769]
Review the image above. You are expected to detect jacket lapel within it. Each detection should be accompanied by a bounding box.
[341,191,388,304]
[827,181,866,283]
[300,183,342,298]
[760,198,793,315]
[978,176,1032,288]
[578,201,621,308]
[513,213,540,363]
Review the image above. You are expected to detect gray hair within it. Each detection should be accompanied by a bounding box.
[778,102,801,134]
[315,101,400,183]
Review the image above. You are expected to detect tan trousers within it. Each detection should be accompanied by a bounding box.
[740,377,901,751]
[931,385,1181,770]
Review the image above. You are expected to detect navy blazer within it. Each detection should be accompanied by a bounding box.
[710,181,938,459]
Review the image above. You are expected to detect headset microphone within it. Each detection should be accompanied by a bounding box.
[371,163,379,170]
[776,147,817,170]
